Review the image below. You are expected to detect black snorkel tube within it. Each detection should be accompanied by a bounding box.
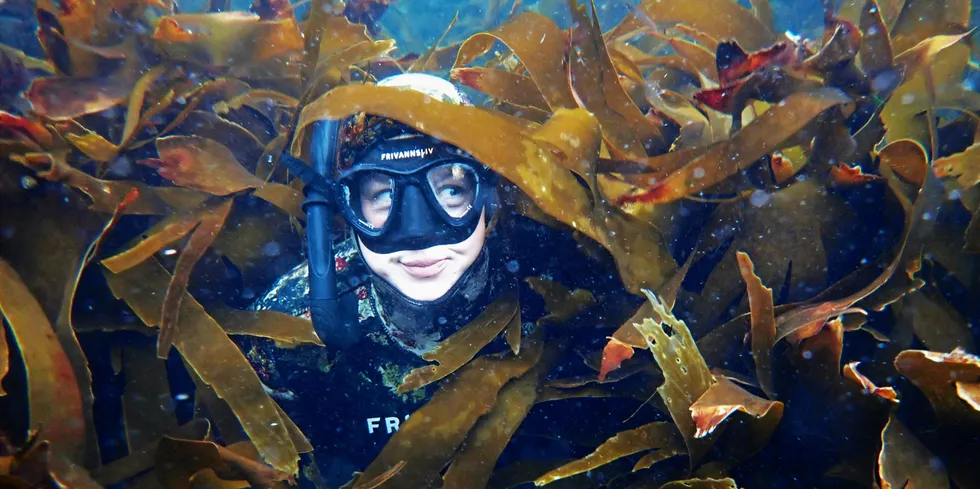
[280,119,358,349]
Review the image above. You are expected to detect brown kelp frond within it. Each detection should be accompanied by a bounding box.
[2,0,980,487]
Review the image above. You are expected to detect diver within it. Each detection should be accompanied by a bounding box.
[235,73,638,487]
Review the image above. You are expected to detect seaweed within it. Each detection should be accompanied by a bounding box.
[1,0,980,487]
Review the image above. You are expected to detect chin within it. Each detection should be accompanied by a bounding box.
[392,273,458,302]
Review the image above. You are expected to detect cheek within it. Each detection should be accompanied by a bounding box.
[358,238,396,279]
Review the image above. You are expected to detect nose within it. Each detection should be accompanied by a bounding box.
[394,183,441,249]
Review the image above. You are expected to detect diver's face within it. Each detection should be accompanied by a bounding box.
[358,210,487,301]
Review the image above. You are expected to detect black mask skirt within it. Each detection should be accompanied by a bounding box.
[337,134,512,353]
[336,134,498,254]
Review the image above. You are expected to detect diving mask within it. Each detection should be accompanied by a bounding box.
[336,135,496,254]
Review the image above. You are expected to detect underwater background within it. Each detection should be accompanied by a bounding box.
[2,0,980,488]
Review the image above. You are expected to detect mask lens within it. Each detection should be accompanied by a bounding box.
[426,162,478,218]
[343,171,394,230]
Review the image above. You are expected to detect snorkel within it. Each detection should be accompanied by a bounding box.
[280,119,357,348]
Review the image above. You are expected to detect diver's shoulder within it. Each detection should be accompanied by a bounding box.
[249,236,370,316]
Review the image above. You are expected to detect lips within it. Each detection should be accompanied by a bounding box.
[400,258,449,278]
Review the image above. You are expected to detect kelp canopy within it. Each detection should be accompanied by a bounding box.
[0,0,979,487]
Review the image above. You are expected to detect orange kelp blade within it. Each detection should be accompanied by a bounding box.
[12,152,208,215]
[533,422,684,486]
[689,376,784,439]
[843,362,899,403]
[144,136,266,196]
[877,415,949,489]
[353,337,545,488]
[735,251,777,399]
[597,337,634,382]
[895,348,980,423]
[151,12,303,68]
[54,187,141,468]
[103,259,301,474]
[0,258,85,463]
[614,88,852,205]
[441,344,557,489]
[451,12,577,111]
[525,276,596,325]
[615,0,778,52]
[397,292,520,393]
[157,199,234,359]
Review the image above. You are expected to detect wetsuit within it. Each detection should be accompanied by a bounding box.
[234,213,639,488]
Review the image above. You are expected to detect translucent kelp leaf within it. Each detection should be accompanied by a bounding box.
[735,252,776,399]
[26,76,132,120]
[634,290,717,466]
[0,44,55,74]
[877,415,948,489]
[351,461,405,489]
[843,362,899,403]
[662,37,718,82]
[66,66,166,162]
[210,309,322,348]
[398,293,519,393]
[59,187,140,468]
[152,13,303,67]
[632,445,686,471]
[123,344,180,451]
[967,210,980,253]
[534,422,683,486]
[882,36,969,145]
[879,139,927,185]
[0,318,7,395]
[525,276,596,325]
[598,337,634,382]
[933,142,980,189]
[14,152,207,215]
[146,136,265,196]
[772,149,935,342]
[151,79,252,142]
[155,437,291,489]
[897,291,976,353]
[749,0,775,31]
[0,112,55,148]
[103,260,300,474]
[858,0,893,75]
[690,376,783,438]
[452,12,577,111]
[661,478,739,489]
[101,211,201,274]
[619,0,777,52]
[451,68,552,114]
[687,179,840,336]
[158,199,234,358]
[889,0,970,54]
[956,383,980,411]
[614,88,851,205]
[567,0,670,158]
[297,84,676,293]
[830,163,885,186]
[0,258,85,462]
[0,431,103,489]
[895,348,980,422]
[442,346,556,489]
[354,337,544,488]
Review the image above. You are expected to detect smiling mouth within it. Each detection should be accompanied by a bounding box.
[400,258,449,278]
